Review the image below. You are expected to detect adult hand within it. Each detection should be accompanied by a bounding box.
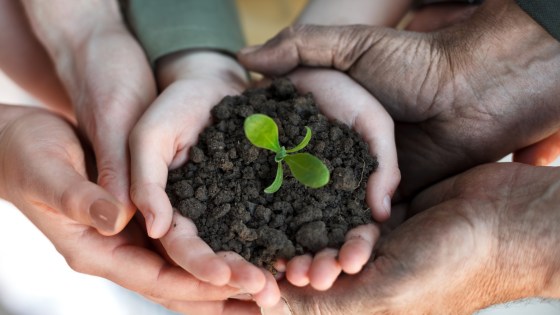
[263,162,560,314]
[0,104,267,315]
[405,3,560,167]
[22,0,156,226]
[239,0,560,199]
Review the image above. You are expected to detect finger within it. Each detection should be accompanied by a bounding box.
[218,251,267,294]
[238,24,387,76]
[285,254,313,287]
[308,248,342,291]
[31,157,127,235]
[358,106,400,221]
[16,115,129,235]
[288,69,400,220]
[513,131,560,166]
[252,268,282,308]
[129,122,176,239]
[160,212,232,286]
[339,224,379,274]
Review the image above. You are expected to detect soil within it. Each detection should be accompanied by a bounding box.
[166,79,377,271]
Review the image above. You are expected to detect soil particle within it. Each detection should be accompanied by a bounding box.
[166,79,377,271]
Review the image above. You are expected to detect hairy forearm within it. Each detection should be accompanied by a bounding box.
[297,0,411,26]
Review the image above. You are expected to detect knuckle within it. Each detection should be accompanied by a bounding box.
[96,160,123,189]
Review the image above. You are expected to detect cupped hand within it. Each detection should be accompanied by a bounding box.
[129,51,281,307]
[263,163,560,315]
[239,0,560,199]
[22,1,157,227]
[0,105,266,315]
[268,68,397,291]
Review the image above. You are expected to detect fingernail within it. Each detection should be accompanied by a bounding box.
[144,212,155,237]
[383,195,391,217]
[229,293,253,301]
[239,45,263,55]
[261,298,292,315]
[89,199,119,233]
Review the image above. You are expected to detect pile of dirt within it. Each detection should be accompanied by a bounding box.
[166,79,377,270]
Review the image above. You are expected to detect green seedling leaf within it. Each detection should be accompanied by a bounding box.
[264,162,284,194]
[244,114,281,152]
[286,127,312,153]
[284,153,330,188]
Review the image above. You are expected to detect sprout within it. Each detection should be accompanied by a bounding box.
[244,114,330,193]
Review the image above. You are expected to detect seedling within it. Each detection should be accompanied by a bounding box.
[244,114,330,193]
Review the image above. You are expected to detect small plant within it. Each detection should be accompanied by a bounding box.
[244,113,330,193]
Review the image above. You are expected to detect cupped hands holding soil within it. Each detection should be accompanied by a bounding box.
[166,79,377,271]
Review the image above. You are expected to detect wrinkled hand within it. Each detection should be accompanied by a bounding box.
[0,105,266,315]
[22,1,156,225]
[263,162,560,314]
[239,0,560,199]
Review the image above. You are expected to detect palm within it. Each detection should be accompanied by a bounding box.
[280,163,560,315]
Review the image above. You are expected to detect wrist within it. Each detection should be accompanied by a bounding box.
[156,50,248,91]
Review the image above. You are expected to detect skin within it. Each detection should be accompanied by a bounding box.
[240,0,560,313]
[238,0,560,201]
[130,0,412,298]
[7,0,277,311]
[0,0,72,120]
[21,0,156,228]
[264,162,560,314]
[0,105,264,314]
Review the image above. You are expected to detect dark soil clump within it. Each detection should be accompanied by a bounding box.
[166,79,377,271]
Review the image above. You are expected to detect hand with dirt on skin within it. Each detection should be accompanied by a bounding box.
[238,0,560,201]
[269,68,399,291]
[128,50,282,308]
[262,162,560,314]
[21,0,156,227]
[0,105,270,315]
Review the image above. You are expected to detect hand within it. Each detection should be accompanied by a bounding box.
[406,2,560,167]
[129,50,281,307]
[0,105,267,315]
[238,0,560,200]
[263,162,560,314]
[22,1,157,224]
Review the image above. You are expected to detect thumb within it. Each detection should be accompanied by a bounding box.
[238,24,390,76]
[31,157,130,236]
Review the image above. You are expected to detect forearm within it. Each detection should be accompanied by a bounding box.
[156,51,247,91]
[20,0,128,94]
[297,0,411,26]
[0,0,72,118]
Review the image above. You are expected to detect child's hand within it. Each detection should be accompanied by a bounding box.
[0,105,266,315]
[276,68,400,290]
[128,50,281,307]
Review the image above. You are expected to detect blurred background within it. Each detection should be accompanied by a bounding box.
[1,0,559,314]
